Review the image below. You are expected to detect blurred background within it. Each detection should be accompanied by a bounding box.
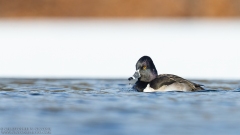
[0,0,240,79]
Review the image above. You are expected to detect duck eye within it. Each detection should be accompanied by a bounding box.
[143,66,147,70]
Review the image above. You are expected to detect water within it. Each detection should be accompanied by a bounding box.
[0,78,240,135]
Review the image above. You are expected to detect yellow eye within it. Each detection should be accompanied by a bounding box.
[143,66,147,70]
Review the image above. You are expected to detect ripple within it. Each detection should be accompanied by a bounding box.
[0,87,15,91]
[0,78,240,135]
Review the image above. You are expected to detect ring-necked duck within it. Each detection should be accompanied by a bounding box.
[128,56,204,92]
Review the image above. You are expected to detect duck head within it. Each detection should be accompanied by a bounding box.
[128,56,158,82]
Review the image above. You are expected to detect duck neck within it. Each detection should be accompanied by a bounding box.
[134,80,149,92]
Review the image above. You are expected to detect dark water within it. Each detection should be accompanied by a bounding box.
[0,78,240,135]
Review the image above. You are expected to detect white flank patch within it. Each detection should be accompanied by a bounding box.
[143,83,191,92]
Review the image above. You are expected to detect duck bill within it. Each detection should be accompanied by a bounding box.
[128,69,141,81]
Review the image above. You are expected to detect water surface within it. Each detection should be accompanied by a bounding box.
[0,78,240,135]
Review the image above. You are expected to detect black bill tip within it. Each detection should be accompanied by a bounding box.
[128,77,133,81]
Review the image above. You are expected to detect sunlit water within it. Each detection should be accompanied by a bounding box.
[1,78,240,135]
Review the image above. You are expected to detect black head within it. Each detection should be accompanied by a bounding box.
[128,56,158,82]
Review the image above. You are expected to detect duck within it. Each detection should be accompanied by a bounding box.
[128,56,204,92]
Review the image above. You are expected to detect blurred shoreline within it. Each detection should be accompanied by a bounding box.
[1,0,240,18]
